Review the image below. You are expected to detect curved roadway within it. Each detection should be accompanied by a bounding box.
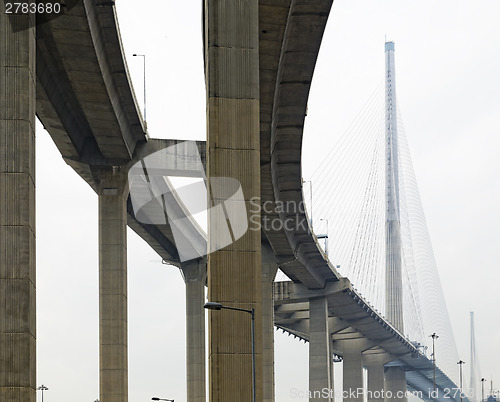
[34,1,463,401]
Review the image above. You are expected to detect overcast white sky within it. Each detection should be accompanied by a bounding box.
[35,1,500,401]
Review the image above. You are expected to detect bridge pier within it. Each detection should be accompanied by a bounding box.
[364,356,386,402]
[384,367,407,402]
[341,341,365,402]
[330,337,335,396]
[180,259,206,402]
[205,0,263,401]
[262,242,277,402]
[97,169,129,402]
[309,297,332,401]
[0,9,37,402]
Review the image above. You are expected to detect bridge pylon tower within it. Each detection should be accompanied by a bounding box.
[470,312,480,402]
[384,40,408,402]
[384,40,403,333]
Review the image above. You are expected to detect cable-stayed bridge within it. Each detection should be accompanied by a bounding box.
[292,41,463,401]
[0,1,468,402]
[301,41,462,389]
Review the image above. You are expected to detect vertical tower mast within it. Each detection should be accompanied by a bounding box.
[385,41,404,332]
[470,312,479,402]
[384,40,408,402]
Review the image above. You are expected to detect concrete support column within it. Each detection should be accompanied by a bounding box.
[384,367,407,402]
[0,9,36,402]
[180,260,207,402]
[364,357,386,402]
[309,297,332,401]
[329,338,335,396]
[205,1,263,401]
[342,342,364,402]
[262,242,278,402]
[98,169,128,402]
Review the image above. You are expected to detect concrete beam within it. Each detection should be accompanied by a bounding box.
[97,169,128,402]
[127,139,207,264]
[275,302,309,313]
[131,139,206,179]
[328,317,351,334]
[276,321,309,341]
[331,332,365,341]
[35,0,146,163]
[83,0,146,155]
[267,0,336,289]
[0,9,36,402]
[274,279,351,304]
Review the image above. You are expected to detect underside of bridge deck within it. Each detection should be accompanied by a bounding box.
[1,1,464,402]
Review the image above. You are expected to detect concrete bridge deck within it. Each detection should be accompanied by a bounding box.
[1,0,464,401]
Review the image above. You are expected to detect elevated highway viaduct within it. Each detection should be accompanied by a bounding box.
[0,1,463,402]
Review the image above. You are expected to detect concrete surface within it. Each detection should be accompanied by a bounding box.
[205,0,263,400]
[0,8,37,402]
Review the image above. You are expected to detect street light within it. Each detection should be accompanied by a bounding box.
[482,378,486,402]
[430,333,439,399]
[132,53,147,125]
[302,179,313,228]
[457,360,465,402]
[36,385,49,402]
[204,301,256,402]
[151,398,174,401]
[318,218,329,256]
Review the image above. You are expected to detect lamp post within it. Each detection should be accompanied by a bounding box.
[481,378,486,402]
[458,360,465,402]
[318,218,329,256]
[151,397,174,401]
[132,53,147,125]
[36,385,49,402]
[204,301,256,402]
[430,333,439,399]
[302,179,313,228]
